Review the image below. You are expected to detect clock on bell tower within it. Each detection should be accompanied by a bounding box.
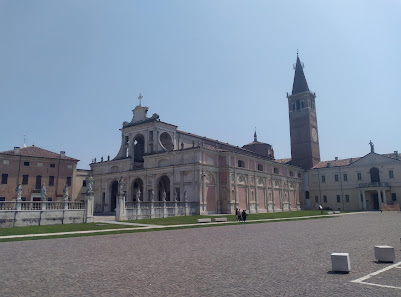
[286,54,321,170]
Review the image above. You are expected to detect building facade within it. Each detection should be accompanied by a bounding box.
[0,146,79,202]
[90,103,304,214]
[305,150,401,211]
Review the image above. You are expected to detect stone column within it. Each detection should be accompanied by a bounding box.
[85,191,95,223]
[382,190,387,204]
[136,199,141,220]
[377,189,382,210]
[362,191,367,210]
[358,190,362,210]
[116,193,127,221]
[63,185,69,210]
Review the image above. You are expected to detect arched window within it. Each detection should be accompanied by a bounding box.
[238,160,245,168]
[133,134,145,162]
[289,171,294,177]
[257,164,263,171]
[296,100,300,110]
[273,167,279,174]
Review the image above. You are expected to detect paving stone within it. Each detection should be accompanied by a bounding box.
[0,212,400,296]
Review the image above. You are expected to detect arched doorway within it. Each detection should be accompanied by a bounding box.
[370,167,380,183]
[158,175,170,201]
[133,134,145,162]
[110,180,118,212]
[132,178,144,201]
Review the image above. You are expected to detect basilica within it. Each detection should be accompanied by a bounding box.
[88,54,401,215]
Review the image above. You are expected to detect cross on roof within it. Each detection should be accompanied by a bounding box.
[138,93,143,106]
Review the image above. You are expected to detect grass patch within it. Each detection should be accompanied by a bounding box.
[128,210,336,225]
[0,215,333,243]
[0,222,137,237]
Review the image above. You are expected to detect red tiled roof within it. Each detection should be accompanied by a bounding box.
[312,152,401,169]
[0,146,78,161]
[312,157,360,169]
[276,158,292,164]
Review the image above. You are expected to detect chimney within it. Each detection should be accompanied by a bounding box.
[326,162,331,167]
[335,157,338,161]
[14,147,20,155]
[60,151,66,158]
[395,151,399,160]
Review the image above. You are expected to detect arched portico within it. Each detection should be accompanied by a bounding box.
[110,180,118,212]
[158,175,170,201]
[132,178,144,201]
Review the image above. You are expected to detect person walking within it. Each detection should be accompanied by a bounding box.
[241,209,247,222]
[235,208,239,221]
[318,204,323,214]
[237,208,242,222]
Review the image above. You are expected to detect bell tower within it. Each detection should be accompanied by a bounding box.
[286,54,320,169]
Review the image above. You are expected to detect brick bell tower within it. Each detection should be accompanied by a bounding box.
[286,53,320,169]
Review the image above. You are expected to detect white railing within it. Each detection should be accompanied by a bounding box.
[0,201,86,211]
[124,201,199,220]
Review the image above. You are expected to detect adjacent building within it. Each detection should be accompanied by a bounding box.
[0,146,79,202]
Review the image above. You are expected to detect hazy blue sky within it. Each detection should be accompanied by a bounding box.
[1,1,400,169]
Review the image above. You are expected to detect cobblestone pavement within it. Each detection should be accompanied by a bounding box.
[1,212,400,297]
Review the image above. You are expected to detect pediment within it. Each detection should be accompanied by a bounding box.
[350,153,400,167]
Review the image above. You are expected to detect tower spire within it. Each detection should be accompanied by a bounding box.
[292,54,309,95]
[254,128,257,142]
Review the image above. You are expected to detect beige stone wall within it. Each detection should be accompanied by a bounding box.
[307,153,401,210]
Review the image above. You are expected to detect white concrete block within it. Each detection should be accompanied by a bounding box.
[331,253,351,273]
[196,218,211,223]
[214,217,227,222]
[327,211,334,215]
[374,246,395,263]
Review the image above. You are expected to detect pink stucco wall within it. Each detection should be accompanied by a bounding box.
[238,187,247,210]
[219,156,227,167]
[220,172,227,183]
[257,189,265,209]
[206,186,216,211]
[273,190,281,209]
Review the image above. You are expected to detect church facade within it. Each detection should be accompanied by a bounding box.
[90,101,304,214]
[90,54,400,215]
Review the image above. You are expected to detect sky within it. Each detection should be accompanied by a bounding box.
[1,0,400,169]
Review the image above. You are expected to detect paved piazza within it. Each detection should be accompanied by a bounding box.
[1,212,400,297]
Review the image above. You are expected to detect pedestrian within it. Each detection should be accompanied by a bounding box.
[237,208,242,222]
[241,209,247,222]
[319,204,323,215]
[235,208,239,221]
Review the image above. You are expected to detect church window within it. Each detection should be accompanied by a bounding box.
[22,175,28,185]
[160,132,173,151]
[24,161,29,166]
[321,175,326,182]
[238,160,245,168]
[345,195,350,203]
[257,164,263,171]
[370,167,380,183]
[392,193,397,201]
[296,100,300,110]
[49,176,55,186]
[289,171,294,177]
[336,195,341,203]
[83,180,87,187]
[273,167,279,174]
[1,174,8,184]
[389,170,394,178]
[50,163,55,168]
[343,174,348,181]
[315,196,318,203]
[334,174,338,182]
[323,195,327,203]
[357,172,362,180]
[66,176,72,187]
